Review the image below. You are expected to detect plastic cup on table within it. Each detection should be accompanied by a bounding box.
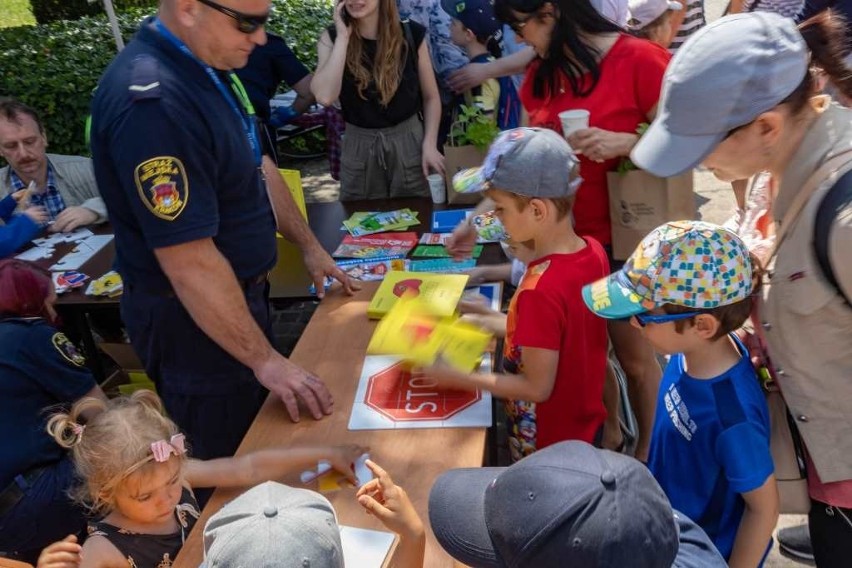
[427,174,446,204]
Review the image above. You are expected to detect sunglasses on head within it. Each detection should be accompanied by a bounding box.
[633,311,702,327]
[196,0,269,34]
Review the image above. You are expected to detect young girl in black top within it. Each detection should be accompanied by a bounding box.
[313,0,444,200]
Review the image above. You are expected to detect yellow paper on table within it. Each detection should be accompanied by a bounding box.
[367,271,469,319]
[368,298,491,372]
[279,168,307,221]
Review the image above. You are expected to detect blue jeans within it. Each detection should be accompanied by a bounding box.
[0,457,87,563]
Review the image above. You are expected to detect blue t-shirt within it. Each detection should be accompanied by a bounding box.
[89,18,277,292]
[235,33,310,123]
[0,318,95,488]
[647,336,773,560]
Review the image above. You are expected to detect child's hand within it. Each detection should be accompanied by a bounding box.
[23,205,48,225]
[328,444,369,485]
[356,460,424,539]
[460,312,507,337]
[37,534,82,568]
[463,267,489,286]
[446,222,477,260]
[418,360,473,392]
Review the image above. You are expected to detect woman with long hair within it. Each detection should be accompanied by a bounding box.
[0,259,107,562]
[631,12,852,567]
[313,0,445,200]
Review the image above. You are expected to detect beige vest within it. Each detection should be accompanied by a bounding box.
[760,101,852,484]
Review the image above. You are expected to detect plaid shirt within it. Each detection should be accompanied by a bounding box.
[10,164,67,221]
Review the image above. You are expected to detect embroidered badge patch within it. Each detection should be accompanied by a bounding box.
[134,156,188,220]
[52,333,86,367]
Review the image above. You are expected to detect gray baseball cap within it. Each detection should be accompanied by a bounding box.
[201,481,344,568]
[428,441,679,567]
[631,12,809,177]
[452,127,582,198]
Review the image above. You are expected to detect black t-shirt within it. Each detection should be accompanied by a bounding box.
[329,20,425,128]
[236,33,310,123]
[90,18,277,291]
[0,318,95,488]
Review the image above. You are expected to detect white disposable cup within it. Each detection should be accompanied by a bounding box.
[559,109,590,139]
[427,174,446,204]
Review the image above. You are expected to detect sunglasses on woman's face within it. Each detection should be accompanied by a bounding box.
[196,0,269,34]
[633,311,701,327]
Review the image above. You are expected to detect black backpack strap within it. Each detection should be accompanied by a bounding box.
[814,168,852,306]
[403,20,418,68]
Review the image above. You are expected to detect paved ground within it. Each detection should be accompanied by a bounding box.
[283,0,811,561]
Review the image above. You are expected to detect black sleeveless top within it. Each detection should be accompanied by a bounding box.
[87,487,200,567]
[328,20,426,128]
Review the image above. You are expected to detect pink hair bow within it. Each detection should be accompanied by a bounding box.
[70,423,85,443]
[150,433,187,463]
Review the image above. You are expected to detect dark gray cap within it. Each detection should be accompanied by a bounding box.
[631,12,808,177]
[428,441,678,567]
[452,127,582,198]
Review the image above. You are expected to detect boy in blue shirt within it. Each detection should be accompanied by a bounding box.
[582,220,778,566]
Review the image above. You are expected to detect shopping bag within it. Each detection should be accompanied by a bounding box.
[607,170,696,260]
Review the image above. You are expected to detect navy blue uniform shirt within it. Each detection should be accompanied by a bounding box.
[89,18,277,292]
[235,33,310,123]
[0,318,95,488]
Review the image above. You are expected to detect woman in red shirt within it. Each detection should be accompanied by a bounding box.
[493,0,671,460]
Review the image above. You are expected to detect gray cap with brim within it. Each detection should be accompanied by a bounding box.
[631,12,809,177]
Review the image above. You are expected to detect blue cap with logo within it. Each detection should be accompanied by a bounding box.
[441,0,503,39]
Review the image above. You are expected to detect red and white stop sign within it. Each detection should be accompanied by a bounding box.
[365,362,481,422]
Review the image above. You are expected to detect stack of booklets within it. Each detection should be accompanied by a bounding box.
[367,296,492,372]
[332,232,419,259]
[367,271,469,319]
[343,209,419,237]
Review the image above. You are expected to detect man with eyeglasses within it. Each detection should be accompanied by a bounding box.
[582,220,779,566]
[89,0,357,466]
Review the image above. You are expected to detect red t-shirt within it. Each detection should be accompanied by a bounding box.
[520,35,670,246]
[503,238,610,461]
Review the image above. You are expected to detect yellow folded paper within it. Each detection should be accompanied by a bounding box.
[368,298,491,372]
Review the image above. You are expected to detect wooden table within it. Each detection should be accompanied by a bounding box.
[173,280,493,568]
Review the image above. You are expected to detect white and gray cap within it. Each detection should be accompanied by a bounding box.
[631,12,809,177]
[201,481,344,568]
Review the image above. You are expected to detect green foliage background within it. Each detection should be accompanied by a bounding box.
[0,0,333,157]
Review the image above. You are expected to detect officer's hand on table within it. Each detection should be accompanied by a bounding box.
[302,243,361,299]
[254,352,334,421]
[49,206,98,233]
[445,220,477,260]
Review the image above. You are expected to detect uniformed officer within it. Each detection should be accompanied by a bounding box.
[89,0,356,462]
[0,259,108,562]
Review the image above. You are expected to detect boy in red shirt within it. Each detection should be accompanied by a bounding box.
[428,127,609,461]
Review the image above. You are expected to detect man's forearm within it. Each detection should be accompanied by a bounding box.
[81,197,108,223]
[262,157,322,250]
[156,240,276,372]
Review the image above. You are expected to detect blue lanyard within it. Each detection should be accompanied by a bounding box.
[154,18,261,167]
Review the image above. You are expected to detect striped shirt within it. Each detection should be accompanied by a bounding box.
[669,0,706,53]
[10,165,66,221]
[744,0,804,18]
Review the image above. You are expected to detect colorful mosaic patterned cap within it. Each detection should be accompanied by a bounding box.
[582,220,753,319]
